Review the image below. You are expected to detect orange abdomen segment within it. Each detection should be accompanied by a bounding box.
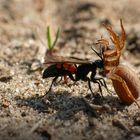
[112,65,140,104]
[103,50,120,75]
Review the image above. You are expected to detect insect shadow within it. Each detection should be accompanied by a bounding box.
[15,91,97,119]
[15,90,125,120]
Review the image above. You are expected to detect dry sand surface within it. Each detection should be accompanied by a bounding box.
[0,0,140,140]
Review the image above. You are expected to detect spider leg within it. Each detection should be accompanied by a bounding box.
[120,19,125,50]
[108,71,140,109]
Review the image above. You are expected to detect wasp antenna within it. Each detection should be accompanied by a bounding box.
[91,46,103,60]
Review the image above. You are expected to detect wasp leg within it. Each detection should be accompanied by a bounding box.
[64,73,78,86]
[79,76,96,96]
[90,73,104,97]
[43,76,58,96]
[63,75,68,83]
[55,76,68,84]
[56,76,63,83]
[94,77,113,95]
[87,78,95,95]
[86,76,103,97]
[92,79,104,98]
[95,78,104,86]
[68,73,78,81]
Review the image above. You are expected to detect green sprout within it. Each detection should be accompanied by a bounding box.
[46,26,60,50]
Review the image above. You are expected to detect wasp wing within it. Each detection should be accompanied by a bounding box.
[43,55,92,65]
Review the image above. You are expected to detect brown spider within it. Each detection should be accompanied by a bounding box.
[97,19,140,109]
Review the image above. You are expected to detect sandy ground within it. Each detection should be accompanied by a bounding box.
[0,0,140,140]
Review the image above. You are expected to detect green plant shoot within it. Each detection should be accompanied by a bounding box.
[46,26,60,50]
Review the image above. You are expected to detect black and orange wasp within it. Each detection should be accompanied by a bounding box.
[42,47,108,96]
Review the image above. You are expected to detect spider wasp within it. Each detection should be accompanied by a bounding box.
[42,48,109,96]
